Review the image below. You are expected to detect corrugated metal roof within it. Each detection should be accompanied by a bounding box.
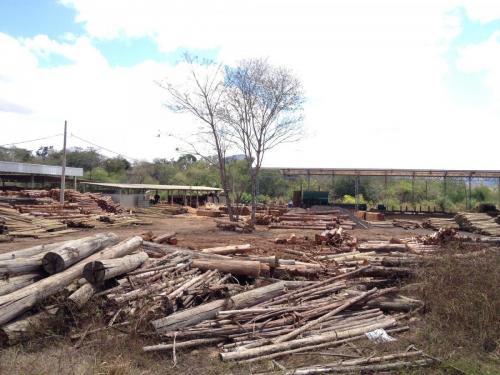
[0,161,83,177]
[273,168,500,178]
[81,182,222,192]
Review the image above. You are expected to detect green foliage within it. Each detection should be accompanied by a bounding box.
[256,194,271,204]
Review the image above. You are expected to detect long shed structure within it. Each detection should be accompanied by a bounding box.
[81,182,222,208]
[271,167,500,211]
[0,161,83,189]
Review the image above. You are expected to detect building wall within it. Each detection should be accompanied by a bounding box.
[109,194,149,208]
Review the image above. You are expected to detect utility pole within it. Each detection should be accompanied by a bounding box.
[60,121,67,204]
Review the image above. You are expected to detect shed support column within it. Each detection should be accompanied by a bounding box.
[307,172,311,191]
[30,174,35,189]
[384,175,388,210]
[467,176,472,210]
[196,191,199,208]
[354,175,359,210]
[170,191,173,205]
[498,177,500,209]
[74,176,77,190]
[443,175,447,212]
[331,173,335,205]
[411,174,415,211]
[183,190,187,206]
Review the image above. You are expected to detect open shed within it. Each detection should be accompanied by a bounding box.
[0,161,83,190]
[80,182,223,208]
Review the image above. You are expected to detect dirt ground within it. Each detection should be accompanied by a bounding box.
[0,214,435,256]
[0,215,497,375]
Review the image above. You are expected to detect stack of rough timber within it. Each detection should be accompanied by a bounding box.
[0,203,74,238]
[422,217,459,230]
[134,203,187,219]
[455,212,500,236]
[0,190,148,231]
[393,219,421,230]
[269,209,356,230]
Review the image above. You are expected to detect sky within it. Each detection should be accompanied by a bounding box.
[0,0,499,169]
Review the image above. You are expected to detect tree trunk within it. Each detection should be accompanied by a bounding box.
[151,281,291,333]
[191,258,267,278]
[83,252,148,285]
[201,244,254,255]
[219,318,396,362]
[67,283,99,310]
[0,239,75,261]
[0,236,142,325]
[0,273,42,296]
[0,306,59,346]
[42,233,119,274]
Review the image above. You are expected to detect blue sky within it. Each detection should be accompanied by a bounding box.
[1,0,499,168]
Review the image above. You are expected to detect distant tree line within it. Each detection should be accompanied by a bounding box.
[1,146,498,212]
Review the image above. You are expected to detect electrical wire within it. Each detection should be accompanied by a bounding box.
[0,133,63,147]
[70,133,139,161]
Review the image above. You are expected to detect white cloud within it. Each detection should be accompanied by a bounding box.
[1,1,499,169]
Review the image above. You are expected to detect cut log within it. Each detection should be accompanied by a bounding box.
[0,257,46,277]
[67,283,99,309]
[201,243,254,255]
[0,236,142,325]
[83,252,149,285]
[191,258,266,278]
[0,273,42,296]
[152,232,177,244]
[0,307,59,346]
[0,239,75,261]
[357,243,407,252]
[220,318,396,361]
[151,281,291,333]
[42,233,119,274]
[143,337,225,352]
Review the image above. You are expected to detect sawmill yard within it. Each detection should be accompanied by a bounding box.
[0,205,499,375]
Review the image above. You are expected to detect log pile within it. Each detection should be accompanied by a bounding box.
[0,203,75,238]
[1,228,478,373]
[422,217,459,230]
[393,219,421,229]
[314,227,357,248]
[269,210,356,230]
[4,221,492,374]
[0,189,150,235]
[214,218,254,233]
[455,212,500,236]
[134,203,188,219]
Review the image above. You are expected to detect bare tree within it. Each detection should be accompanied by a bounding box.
[223,58,304,223]
[157,55,235,220]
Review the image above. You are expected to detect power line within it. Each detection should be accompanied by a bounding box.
[0,133,63,148]
[70,133,139,161]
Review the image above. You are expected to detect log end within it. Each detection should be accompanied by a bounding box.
[83,261,106,285]
[42,252,65,274]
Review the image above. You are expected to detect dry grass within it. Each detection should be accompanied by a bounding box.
[413,245,500,374]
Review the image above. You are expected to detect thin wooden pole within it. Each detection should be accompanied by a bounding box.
[60,120,67,204]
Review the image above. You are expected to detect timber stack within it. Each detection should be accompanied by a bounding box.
[0,189,150,234]
[422,217,459,230]
[269,209,356,230]
[455,212,500,236]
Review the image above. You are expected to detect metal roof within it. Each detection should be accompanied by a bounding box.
[0,161,83,177]
[273,168,500,178]
[81,182,222,192]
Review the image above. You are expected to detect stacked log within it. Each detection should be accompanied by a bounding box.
[314,227,357,247]
[393,219,421,229]
[214,218,254,233]
[422,217,459,230]
[455,212,500,236]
